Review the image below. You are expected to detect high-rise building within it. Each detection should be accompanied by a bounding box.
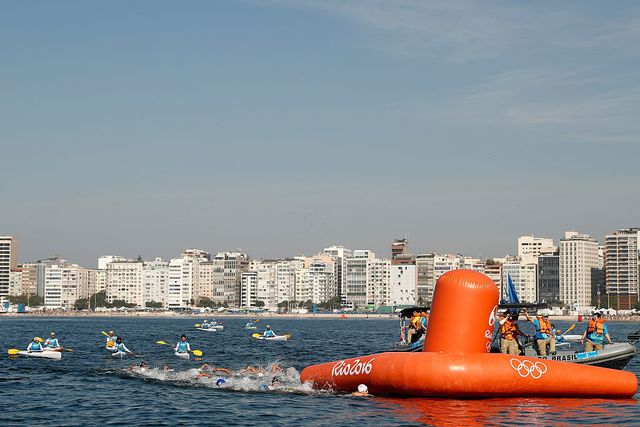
[106,261,144,307]
[368,258,390,308]
[605,228,640,309]
[0,236,18,299]
[390,264,416,306]
[212,252,249,306]
[559,231,599,309]
[537,250,560,303]
[44,262,95,309]
[344,250,375,309]
[415,253,435,305]
[166,257,199,309]
[142,257,169,307]
[392,239,412,265]
[303,254,336,304]
[502,257,537,303]
[239,271,258,307]
[9,268,22,295]
[323,246,352,302]
[19,263,39,297]
[517,235,556,262]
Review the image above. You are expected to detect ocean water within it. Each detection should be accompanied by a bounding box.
[0,316,638,426]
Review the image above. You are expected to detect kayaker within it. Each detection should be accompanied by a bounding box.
[44,332,60,349]
[351,384,372,397]
[524,310,556,356]
[175,335,191,354]
[106,331,117,349]
[114,337,133,355]
[245,321,254,328]
[551,324,567,343]
[581,312,612,351]
[263,326,276,338]
[27,337,44,353]
[202,320,210,330]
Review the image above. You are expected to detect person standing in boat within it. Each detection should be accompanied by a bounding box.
[44,332,60,349]
[175,335,191,354]
[581,312,612,351]
[524,310,556,356]
[498,312,519,355]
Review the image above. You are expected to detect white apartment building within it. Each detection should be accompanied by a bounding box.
[44,263,95,309]
[368,258,390,308]
[106,261,144,307]
[605,228,640,309]
[142,257,169,307]
[390,264,416,307]
[0,236,17,298]
[275,260,300,304]
[256,261,277,310]
[98,255,126,270]
[240,271,258,307]
[323,246,352,302]
[344,250,375,309]
[166,257,198,309]
[501,258,537,303]
[213,252,249,306]
[9,269,22,295]
[518,235,556,263]
[197,261,214,302]
[304,254,336,304]
[560,231,599,308]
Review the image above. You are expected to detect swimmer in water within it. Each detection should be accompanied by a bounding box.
[351,384,372,397]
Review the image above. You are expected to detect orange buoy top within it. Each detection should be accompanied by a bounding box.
[424,270,498,354]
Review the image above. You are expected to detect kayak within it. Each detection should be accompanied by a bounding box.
[562,334,582,341]
[245,326,257,330]
[195,327,217,332]
[17,350,62,360]
[253,335,289,341]
[174,351,190,359]
[111,351,129,359]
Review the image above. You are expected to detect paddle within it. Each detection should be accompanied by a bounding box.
[156,340,202,357]
[8,349,20,355]
[561,324,576,336]
[252,333,292,340]
[252,333,261,338]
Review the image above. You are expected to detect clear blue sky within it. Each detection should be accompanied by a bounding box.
[2,1,639,266]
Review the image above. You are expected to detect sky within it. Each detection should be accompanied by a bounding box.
[1,0,639,267]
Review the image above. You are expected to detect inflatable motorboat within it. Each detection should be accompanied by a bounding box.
[521,342,636,370]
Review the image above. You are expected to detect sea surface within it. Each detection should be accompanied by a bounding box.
[0,316,638,426]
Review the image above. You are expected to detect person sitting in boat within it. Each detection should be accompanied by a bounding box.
[581,312,612,351]
[524,310,556,356]
[551,324,567,343]
[263,325,276,338]
[498,312,519,355]
[245,321,255,329]
[44,332,60,349]
[114,337,133,355]
[175,335,191,354]
[406,311,422,344]
[27,337,44,353]
[106,331,117,349]
[202,320,210,330]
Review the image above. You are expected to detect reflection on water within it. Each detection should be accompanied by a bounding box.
[378,397,637,426]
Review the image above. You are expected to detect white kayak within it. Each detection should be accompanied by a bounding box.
[174,351,190,360]
[18,350,62,360]
[111,351,129,358]
[562,334,582,341]
[43,347,63,352]
[245,327,257,330]
[253,335,290,341]
[195,327,217,332]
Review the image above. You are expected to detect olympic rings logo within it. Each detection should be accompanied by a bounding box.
[509,359,548,379]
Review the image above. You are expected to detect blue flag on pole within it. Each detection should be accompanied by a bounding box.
[507,273,520,304]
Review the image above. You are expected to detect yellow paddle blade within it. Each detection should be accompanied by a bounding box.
[565,323,576,333]
[64,348,74,352]
[8,348,20,355]
[284,333,292,339]
[194,324,201,327]
[192,349,203,357]
[252,333,261,338]
[254,319,260,323]
[156,341,168,345]
[101,331,109,336]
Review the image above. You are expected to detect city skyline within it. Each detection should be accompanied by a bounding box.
[2,1,640,267]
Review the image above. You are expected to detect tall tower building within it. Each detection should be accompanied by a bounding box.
[605,228,640,309]
[323,246,352,302]
[517,235,556,261]
[0,236,17,299]
[559,231,599,309]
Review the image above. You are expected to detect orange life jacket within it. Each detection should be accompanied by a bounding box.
[587,318,606,335]
[499,317,515,340]
[536,317,552,335]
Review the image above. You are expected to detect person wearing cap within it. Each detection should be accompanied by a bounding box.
[263,325,276,338]
[201,320,210,330]
[498,312,519,355]
[105,331,117,349]
[27,337,44,353]
[524,309,555,356]
[44,332,61,349]
[351,384,372,397]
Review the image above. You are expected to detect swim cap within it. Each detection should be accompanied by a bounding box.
[216,378,225,386]
[357,384,368,393]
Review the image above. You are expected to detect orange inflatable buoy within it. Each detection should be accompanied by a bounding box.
[300,269,639,398]
[424,270,498,353]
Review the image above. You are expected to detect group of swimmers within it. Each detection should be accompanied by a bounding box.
[499,310,613,356]
[26,332,62,352]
